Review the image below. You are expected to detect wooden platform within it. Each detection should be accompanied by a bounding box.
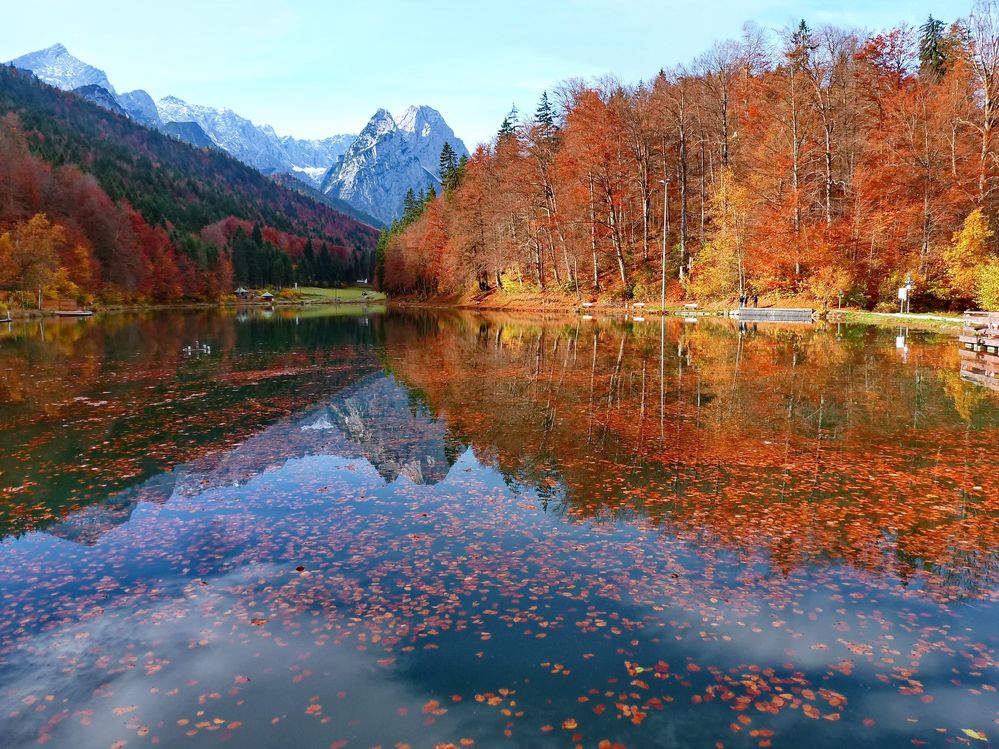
[730,307,816,323]
[959,310,999,354]
[54,310,94,318]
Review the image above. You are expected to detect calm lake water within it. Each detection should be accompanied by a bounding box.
[1,308,997,749]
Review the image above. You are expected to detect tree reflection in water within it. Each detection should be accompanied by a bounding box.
[0,309,996,749]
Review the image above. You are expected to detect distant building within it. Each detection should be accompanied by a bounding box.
[260,292,275,302]
[235,287,250,299]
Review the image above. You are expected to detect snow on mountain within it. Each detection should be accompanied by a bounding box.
[291,166,330,184]
[8,44,470,220]
[321,107,468,225]
[397,105,468,174]
[279,134,356,178]
[8,43,116,94]
[155,94,354,183]
[118,90,162,128]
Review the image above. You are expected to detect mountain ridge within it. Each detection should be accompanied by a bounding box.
[7,43,470,224]
[322,107,469,225]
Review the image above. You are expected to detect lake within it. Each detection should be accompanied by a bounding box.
[1,308,997,749]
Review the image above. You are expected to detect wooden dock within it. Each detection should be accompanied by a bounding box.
[730,307,816,323]
[54,309,94,317]
[959,310,999,353]
[958,311,999,389]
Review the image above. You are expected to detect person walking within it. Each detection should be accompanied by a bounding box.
[753,293,759,308]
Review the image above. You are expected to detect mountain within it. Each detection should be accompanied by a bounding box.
[397,105,468,176]
[161,120,216,149]
[8,43,115,94]
[5,45,357,185]
[72,84,126,116]
[176,372,456,495]
[7,44,470,228]
[0,64,379,300]
[118,89,161,128]
[271,172,384,228]
[155,95,354,182]
[321,106,469,225]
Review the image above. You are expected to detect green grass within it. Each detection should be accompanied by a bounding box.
[296,286,386,302]
[834,310,964,332]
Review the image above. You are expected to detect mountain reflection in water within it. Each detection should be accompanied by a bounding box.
[0,309,996,749]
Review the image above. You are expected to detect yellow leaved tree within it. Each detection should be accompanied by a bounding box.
[944,209,996,302]
[0,213,65,304]
[689,171,753,300]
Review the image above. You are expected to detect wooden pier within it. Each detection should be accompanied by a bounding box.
[959,311,999,389]
[729,307,816,323]
[959,310,999,353]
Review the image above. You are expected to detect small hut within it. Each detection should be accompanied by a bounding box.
[260,291,276,303]
[235,287,250,299]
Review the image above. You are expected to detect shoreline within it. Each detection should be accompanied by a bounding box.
[388,296,967,333]
[1,296,969,334]
[0,298,382,320]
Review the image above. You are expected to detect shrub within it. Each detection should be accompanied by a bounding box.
[978,260,999,311]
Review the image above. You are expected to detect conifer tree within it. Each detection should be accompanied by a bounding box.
[534,91,557,137]
[403,188,418,218]
[919,16,947,79]
[497,105,519,141]
[439,142,459,192]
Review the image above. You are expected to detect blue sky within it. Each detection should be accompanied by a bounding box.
[1,0,968,147]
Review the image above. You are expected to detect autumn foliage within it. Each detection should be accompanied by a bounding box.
[382,5,999,310]
[0,67,378,305]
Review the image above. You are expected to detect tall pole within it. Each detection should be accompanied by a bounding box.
[661,178,670,312]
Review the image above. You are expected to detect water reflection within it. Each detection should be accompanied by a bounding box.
[0,309,997,749]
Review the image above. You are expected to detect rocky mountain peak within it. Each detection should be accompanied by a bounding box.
[8,43,116,94]
[321,105,468,225]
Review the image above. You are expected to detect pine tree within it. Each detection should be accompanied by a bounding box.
[439,142,459,192]
[375,231,389,290]
[919,16,947,79]
[498,105,519,141]
[317,245,333,287]
[787,20,815,70]
[403,188,418,218]
[301,238,315,285]
[534,91,556,135]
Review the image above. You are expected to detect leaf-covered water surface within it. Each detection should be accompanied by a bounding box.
[0,309,997,748]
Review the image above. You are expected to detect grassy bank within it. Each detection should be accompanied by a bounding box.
[297,286,385,303]
[0,287,384,320]
[388,288,972,334]
[829,310,964,333]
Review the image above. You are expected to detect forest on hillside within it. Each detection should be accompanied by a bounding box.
[380,2,999,311]
[0,66,378,305]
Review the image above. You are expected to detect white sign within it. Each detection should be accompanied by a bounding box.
[898,287,909,301]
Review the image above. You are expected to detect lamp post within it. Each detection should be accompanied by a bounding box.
[659,178,671,312]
